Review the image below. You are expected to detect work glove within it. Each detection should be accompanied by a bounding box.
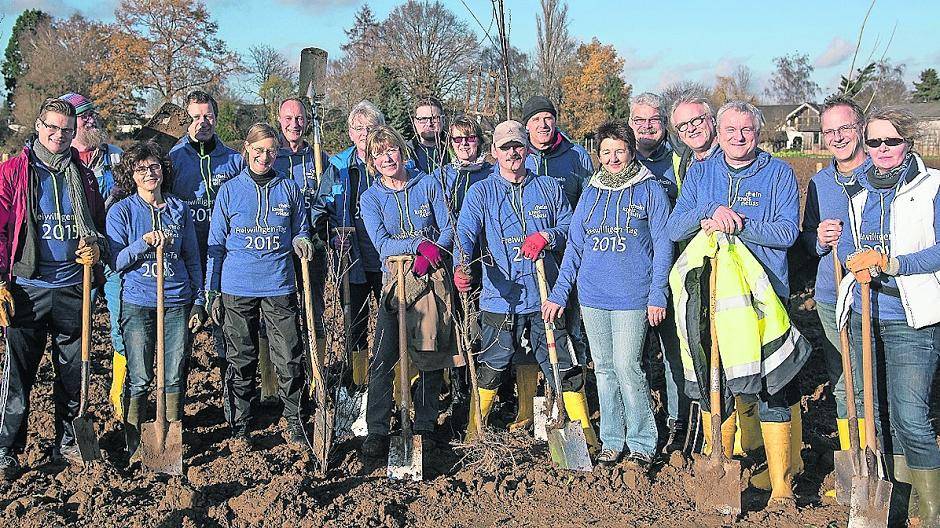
[0,282,14,327]
[454,267,472,293]
[293,236,315,261]
[521,232,548,260]
[413,255,431,277]
[75,239,101,266]
[846,248,900,278]
[189,304,207,333]
[416,240,443,268]
[208,291,224,326]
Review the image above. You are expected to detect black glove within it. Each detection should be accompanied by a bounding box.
[189,304,207,333]
[210,295,224,326]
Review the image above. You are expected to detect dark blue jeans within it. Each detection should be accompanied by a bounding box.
[850,312,940,470]
[120,302,191,397]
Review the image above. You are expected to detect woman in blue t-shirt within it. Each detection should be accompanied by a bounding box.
[106,141,204,458]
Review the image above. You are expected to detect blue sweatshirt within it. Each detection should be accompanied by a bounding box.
[549,166,673,311]
[106,194,202,307]
[18,161,84,288]
[837,161,940,320]
[456,167,572,314]
[526,132,594,207]
[666,150,800,297]
[409,137,449,176]
[637,140,679,203]
[360,168,453,272]
[168,136,244,261]
[205,170,310,297]
[800,157,871,305]
[313,146,381,283]
[273,142,330,228]
[433,161,493,214]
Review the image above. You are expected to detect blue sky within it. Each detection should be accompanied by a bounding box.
[2,0,939,99]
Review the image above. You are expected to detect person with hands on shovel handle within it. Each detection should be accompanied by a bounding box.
[106,141,203,462]
[541,120,673,469]
[357,126,455,460]
[453,120,597,461]
[205,123,313,452]
[837,107,940,527]
[0,98,107,480]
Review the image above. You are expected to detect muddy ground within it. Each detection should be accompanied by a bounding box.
[2,158,938,527]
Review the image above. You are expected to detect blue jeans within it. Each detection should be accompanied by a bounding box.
[817,301,862,419]
[850,312,940,470]
[582,306,657,456]
[92,267,125,356]
[121,302,191,397]
[648,305,688,423]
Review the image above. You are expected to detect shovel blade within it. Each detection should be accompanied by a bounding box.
[387,434,422,481]
[534,396,558,442]
[692,453,742,515]
[834,448,867,506]
[547,421,592,472]
[139,421,183,476]
[334,387,368,440]
[849,475,892,528]
[71,415,100,462]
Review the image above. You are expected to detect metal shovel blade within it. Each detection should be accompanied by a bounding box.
[139,421,183,476]
[692,452,742,515]
[334,387,368,440]
[547,421,592,472]
[387,434,422,481]
[834,448,867,506]
[533,396,557,442]
[72,414,100,462]
[848,457,892,528]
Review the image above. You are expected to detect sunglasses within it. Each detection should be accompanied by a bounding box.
[451,136,478,144]
[865,137,906,148]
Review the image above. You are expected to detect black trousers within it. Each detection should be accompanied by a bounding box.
[221,293,305,428]
[0,282,83,452]
[347,271,383,351]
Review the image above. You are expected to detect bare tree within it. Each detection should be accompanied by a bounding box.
[536,0,576,105]
[712,65,759,106]
[382,0,478,100]
[326,4,384,111]
[862,59,910,108]
[247,45,295,101]
[765,53,820,104]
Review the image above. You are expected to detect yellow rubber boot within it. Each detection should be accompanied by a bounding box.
[563,391,599,450]
[351,348,369,387]
[466,388,498,442]
[258,337,277,400]
[757,420,795,503]
[734,396,763,455]
[392,363,419,407]
[508,364,539,431]
[836,417,867,450]
[752,404,804,492]
[109,351,127,419]
[701,410,736,458]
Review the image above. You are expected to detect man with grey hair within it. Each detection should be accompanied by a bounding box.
[666,100,805,505]
[313,100,387,390]
[669,92,720,185]
[630,92,678,199]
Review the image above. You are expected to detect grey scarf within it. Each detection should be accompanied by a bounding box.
[31,140,99,244]
[595,160,643,189]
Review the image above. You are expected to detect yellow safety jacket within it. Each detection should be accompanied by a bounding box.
[670,231,811,400]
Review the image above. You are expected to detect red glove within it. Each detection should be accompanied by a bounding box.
[454,268,472,293]
[521,232,548,260]
[417,240,443,267]
[412,255,431,277]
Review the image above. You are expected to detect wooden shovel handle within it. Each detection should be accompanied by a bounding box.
[81,263,93,362]
[833,252,861,450]
[860,281,878,453]
[708,254,723,459]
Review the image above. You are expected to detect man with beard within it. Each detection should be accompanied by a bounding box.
[59,92,127,420]
[409,97,449,175]
[0,98,106,478]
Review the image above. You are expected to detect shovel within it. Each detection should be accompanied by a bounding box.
[139,245,183,475]
[301,257,334,475]
[72,262,100,463]
[833,252,865,506]
[692,253,742,516]
[534,257,592,472]
[386,255,422,481]
[848,281,892,527]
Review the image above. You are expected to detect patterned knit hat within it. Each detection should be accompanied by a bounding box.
[59,92,95,115]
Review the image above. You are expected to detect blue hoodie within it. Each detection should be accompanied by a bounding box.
[666,149,800,297]
[456,167,572,314]
[837,160,940,321]
[205,170,309,297]
[168,136,244,261]
[106,194,202,307]
[526,132,594,207]
[360,168,453,271]
[433,160,493,213]
[800,157,871,305]
[637,140,679,203]
[312,146,381,283]
[273,142,330,225]
[549,165,673,311]
[409,137,449,176]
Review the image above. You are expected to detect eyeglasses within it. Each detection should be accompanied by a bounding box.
[133,163,162,176]
[865,137,906,148]
[38,118,76,137]
[631,117,663,128]
[372,147,401,159]
[451,136,478,145]
[250,147,279,157]
[675,114,709,133]
[724,126,757,137]
[350,125,374,134]
[414,115,441,124]
[822,123,859,138]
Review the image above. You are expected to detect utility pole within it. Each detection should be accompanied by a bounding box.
[493,0,512,120]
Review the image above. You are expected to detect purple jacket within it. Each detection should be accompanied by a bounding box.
[0,144,106,283]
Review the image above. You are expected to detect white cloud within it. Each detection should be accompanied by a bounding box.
[620,48,664,73]
[815,37,854,68]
